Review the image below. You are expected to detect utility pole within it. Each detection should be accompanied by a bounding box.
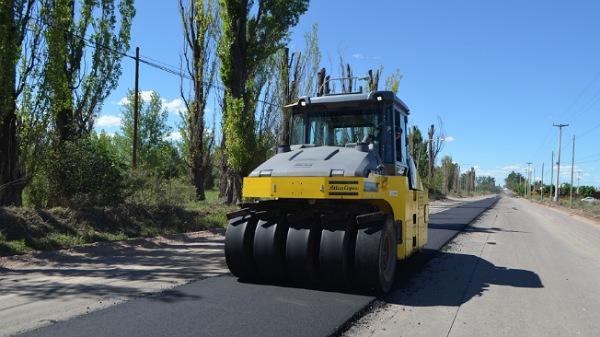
[541,162,544,201]
[132,47,140,172]
[577,171,582,196]
[525,162,532,199]
[519,175,523,195]
[473,167,477,194]
[456,165,460,194]
[569,135,575,207]
[550,151,554,200]
[533,166,536,199]
[553,123,569,202]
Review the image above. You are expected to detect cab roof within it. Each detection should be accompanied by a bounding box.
[288,91,410,114]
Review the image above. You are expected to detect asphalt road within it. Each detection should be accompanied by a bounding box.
[18,196,499,337]
[425,196,499,251]
[344,197,600,337]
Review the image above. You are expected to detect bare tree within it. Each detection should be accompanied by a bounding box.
[367,68,381,91]
[384,68,403,94]
[427,118,445,180]
[179,0,219,201]
[339,57,353,93]
[276,24,320,145]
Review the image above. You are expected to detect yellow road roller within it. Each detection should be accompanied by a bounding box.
[225,91,428,293]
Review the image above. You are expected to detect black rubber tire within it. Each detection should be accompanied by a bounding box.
[286,223,321,284]
[354,219,397,294]
[253,218,288,281]
[319,224,355,287]
[225,215,258,280]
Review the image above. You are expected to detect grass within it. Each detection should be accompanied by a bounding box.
[0,239,30,255]
[532,196,600,222]
[0,189,236,257]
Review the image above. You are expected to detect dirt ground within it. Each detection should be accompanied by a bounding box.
[0,230,228,337]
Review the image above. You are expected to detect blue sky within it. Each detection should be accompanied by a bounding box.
[97,0,600,187]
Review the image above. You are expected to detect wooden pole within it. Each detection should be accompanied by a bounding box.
[132,47,140,172]
[570,135,575,207]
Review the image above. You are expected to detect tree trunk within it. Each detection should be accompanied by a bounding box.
[191,155,207,201]
[428,124,434,180]
[279,48,291,145]
[0,0,24,206]
[227,172,242,205]
[188,75,207,200]
[218,135,230,200]
[0,107,24,206]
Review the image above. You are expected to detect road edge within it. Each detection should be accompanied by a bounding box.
[329,195,501,337]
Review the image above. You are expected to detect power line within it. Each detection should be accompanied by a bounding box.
[533,72,600,160]
[23,13,284,109]
[575,158,600,165]
[575,151,600,161]
[563,71,600,121]
[568,84,600,123]
[578,121,600,139]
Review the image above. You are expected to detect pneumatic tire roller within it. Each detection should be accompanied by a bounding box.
[224,91,428,294]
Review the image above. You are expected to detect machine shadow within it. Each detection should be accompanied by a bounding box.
[386,249,543,306]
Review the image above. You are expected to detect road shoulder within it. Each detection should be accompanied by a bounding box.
[343,204,502,337]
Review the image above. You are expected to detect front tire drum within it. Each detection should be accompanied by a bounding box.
[286,223,321,284]
[253,218,288,281]
[318,224,355,287]
[225,216,258,280]
[354,218,397,294]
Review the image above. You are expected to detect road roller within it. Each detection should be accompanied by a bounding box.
[224,91,429,293]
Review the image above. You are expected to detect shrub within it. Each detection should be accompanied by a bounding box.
[45,134,128,207]
[126,173,196,208]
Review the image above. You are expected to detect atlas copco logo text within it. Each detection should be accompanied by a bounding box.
[329,184,359,192]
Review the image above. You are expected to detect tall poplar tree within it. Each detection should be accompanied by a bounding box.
[0,0,38,205]
[44,0,135,142]
[217,0,309,204]
[179,0,219,201]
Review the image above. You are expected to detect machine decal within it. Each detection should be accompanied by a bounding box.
[364,181,379,192]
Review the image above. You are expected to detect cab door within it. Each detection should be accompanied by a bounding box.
[392,108,418,256]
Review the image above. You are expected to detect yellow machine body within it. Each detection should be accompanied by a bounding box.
[243,174,428,260]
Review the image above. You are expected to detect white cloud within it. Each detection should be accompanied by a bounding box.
[501,164,525,172]
[443,136,455,143]
[351,53,381,60]
[118,91,186,114]
[165,131,183,142]
[96,115,122,127]
[118,90,155,106]
[162,98,186,114]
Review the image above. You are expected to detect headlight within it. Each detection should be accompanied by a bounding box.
[330,169,344,177]
[259,169,273,177]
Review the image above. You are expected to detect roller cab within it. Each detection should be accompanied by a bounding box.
[225,91,428,293]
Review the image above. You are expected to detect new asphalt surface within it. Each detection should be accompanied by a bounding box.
[19,196,499,337]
